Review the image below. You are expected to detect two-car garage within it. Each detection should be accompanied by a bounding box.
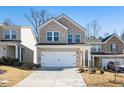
[41,51,77,67]
[36,45,91,68]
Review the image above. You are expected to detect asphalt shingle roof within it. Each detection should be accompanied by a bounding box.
[102,33,115,42]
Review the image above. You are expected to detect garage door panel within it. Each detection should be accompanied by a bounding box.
[41,52,76,67]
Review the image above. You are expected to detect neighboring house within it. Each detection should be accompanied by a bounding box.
[88,33,124,69]
[36,14,92,67]
[0,25,36,64]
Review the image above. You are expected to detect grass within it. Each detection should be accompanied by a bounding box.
[0,65,33,87]
[81,70,124,87]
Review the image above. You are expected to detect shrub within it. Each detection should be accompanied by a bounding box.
[28,64,41,69]
[35,64,41,68]
[92,68,96,73]
[89,68,96,74]
[0,56,22,67]
[79,67,84,73]
[0,57,8,65]
[100,68,104,74]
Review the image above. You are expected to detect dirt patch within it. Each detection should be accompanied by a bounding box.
[81,71,124,87]
[0,66,33,87]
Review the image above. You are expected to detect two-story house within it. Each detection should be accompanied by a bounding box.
[36,14,92,68]
[0,25,36,64]
[88,33,124,69]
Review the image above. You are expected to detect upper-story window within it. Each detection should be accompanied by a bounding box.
[5,30,16,39]
[54,32,59,41]
[75,34,81,43]
[68,34,73,43]
[47,32,52,41]
[111,44,118,53]
[92,45,101,52]
[12,30,16,39]
[5,30,10,39]
[47,32,59,41]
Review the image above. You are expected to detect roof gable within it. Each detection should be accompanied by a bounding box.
[102,33,124,44]
[56,14,86,32]
[39,18,68,30]
[102,34,113,42]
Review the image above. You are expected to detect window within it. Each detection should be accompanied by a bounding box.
[54,32,59,41]
[12,30,16,39]
[68,34,73,43]
[47,32,52,41]
[111,44,118,53]
[5,30,10,39]
[92,45,101,52]
[47,32,59,41]
[5,30,16,39]
[75,34,80,43]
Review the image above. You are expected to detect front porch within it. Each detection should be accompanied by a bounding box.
[1,43,25,62]
[8,44,25,62]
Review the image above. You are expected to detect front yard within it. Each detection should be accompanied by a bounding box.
[81,71,124,87]
[0,66,33,87]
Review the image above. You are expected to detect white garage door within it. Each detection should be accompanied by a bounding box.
[102,58,124,69]
[41,52,76,67]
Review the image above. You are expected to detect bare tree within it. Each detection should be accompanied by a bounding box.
[91,20,101,38]
[85,23,91,39]
[121,30,124,41]
[2,18,15,26]
[25,8,53,42]
[104,32,110,38]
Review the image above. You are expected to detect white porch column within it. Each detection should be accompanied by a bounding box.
[19,47,21,62]
[79,50,83,67]
[83,50,85,67]
[92,56,95,68]
[15,44,18,59]
[88,49,91,68]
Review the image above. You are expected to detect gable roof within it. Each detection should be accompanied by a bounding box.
[102,34,114,42]
[102,33,124,44]
[39,18,68,30]
[56,14,86,32]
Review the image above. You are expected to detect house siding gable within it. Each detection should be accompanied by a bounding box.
[102,35,124,54]
[39,20,67,43]
[57,17,86,43]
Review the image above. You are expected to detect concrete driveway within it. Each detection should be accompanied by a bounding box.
[15,68,87,87]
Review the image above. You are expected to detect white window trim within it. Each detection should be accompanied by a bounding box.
[75,34,81,43]
[10,30,12,39]
[46,31,60,42]
[5,30,16,39]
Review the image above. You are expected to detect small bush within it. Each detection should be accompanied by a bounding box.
[100,68,104,74]
[0,56,22,67]
[89,68,96,74]
[0,57,8,65]
[28,64,41,69]
[79,67,84,73]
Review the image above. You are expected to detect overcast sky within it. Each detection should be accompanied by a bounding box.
[0,6,124,36]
